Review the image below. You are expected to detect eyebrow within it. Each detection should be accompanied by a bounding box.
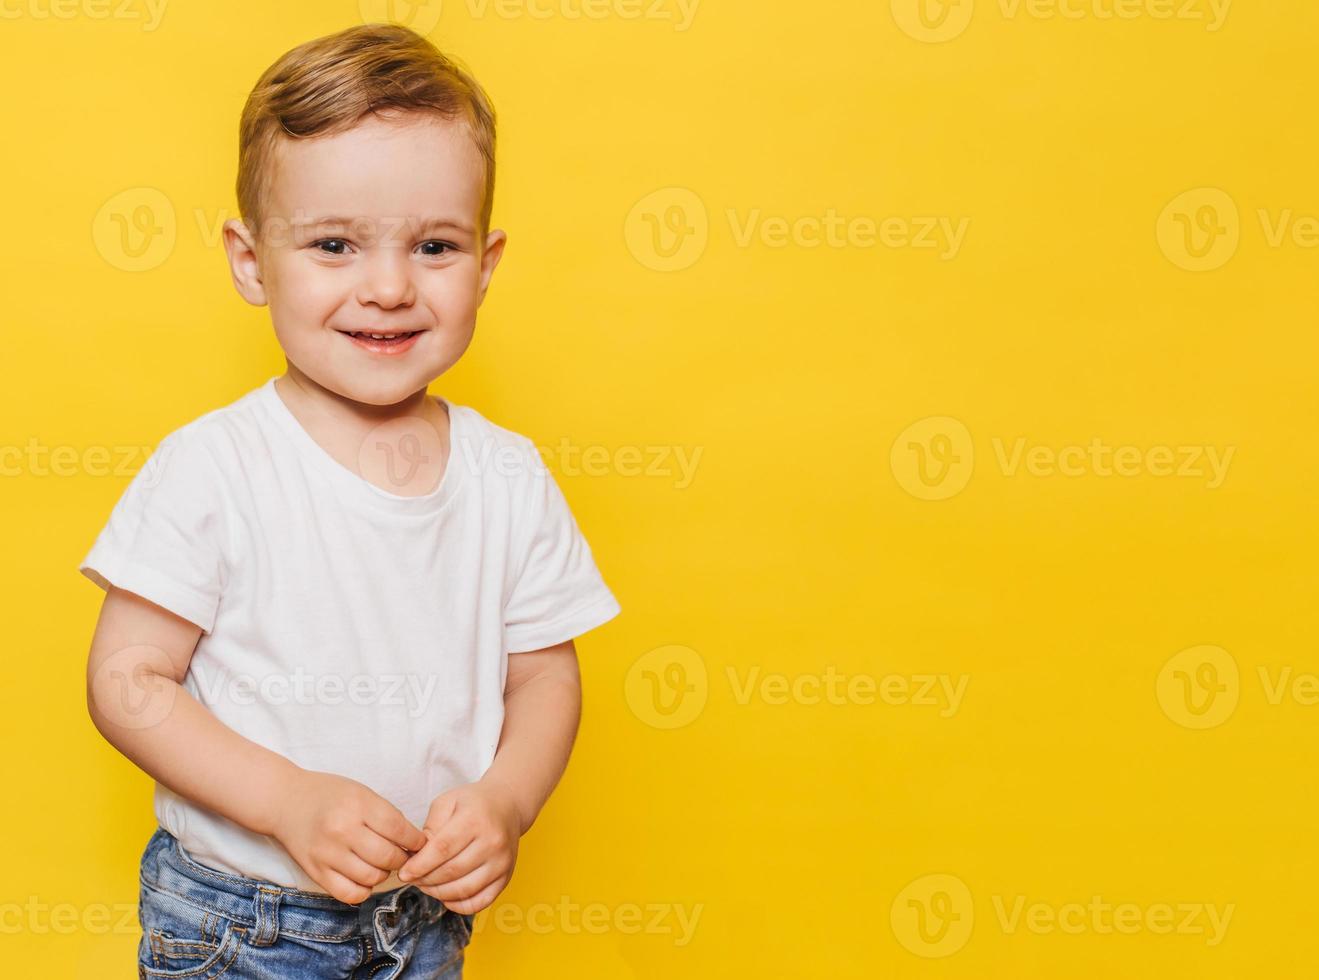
[295,215,475,235]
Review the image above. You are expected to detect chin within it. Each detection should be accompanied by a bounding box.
[332,372,438,408]
[285,356,435,408]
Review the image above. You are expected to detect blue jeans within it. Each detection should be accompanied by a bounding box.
[137,826,475,978]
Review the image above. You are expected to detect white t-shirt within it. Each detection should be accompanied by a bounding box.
[80,376,621,893]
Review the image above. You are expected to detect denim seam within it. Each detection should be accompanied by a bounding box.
[142,925,246,980]
[141,878,255,930]
[357,933,374,975]
[151,931,220,953]
[140,879,351,943]
[254,886,281,947]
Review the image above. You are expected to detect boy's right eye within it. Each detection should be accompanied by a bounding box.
[312,238,350,255]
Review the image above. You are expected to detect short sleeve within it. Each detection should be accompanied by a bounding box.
[79,428,228,633]
[503,445,621,654]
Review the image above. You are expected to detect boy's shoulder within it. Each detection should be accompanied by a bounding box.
[451,401,550,483]
[145,384,270,468]
[453,400,536,452]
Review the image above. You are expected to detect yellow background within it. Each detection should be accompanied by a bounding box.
[2,0,1316,975]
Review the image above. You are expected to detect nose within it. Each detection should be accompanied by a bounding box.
[355,247,416,310]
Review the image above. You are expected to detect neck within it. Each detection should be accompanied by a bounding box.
[276,363,440,427]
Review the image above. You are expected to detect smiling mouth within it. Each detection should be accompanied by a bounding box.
[336,329,425,354]
[338,330,423,340]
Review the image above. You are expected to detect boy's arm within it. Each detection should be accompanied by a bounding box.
[398,638,583,908]
[481,639,584,836]
[86,585,429,903]
[84,585,296,837]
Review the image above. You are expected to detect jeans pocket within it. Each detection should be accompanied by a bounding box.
[138,882,247,978]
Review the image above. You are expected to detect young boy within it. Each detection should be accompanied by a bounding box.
[81,23,620,979]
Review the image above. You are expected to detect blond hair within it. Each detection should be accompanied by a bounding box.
[236,23,497,242]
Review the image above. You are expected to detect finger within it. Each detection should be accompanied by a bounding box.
[351,826,414,872]
[320,867,372,906]
[415,861,497,903]
[432,875,506,916]
[331,850,390,890]
[414,837,482,887]
[399,826,476,881]
[365,802,427,853]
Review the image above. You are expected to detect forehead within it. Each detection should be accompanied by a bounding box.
[265,112,484,229]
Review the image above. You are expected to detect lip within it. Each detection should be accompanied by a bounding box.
[336,329,424,356]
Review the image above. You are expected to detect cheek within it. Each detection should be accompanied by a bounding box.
[425,269,482,321]
[269,262,345,324]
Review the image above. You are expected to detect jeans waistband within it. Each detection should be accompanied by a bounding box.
[140,826,446,945]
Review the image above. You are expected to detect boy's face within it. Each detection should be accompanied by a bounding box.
[223,112,505,407]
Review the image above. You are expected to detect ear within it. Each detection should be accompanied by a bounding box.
[223,218,268,307]
[475,228,507,308]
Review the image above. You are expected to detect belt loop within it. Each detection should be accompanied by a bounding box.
[252,885,283,947]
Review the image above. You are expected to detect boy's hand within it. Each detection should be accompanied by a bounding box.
[397,775,523,914]
[271,768,427,905]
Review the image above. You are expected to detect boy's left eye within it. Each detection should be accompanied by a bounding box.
[310,239,455,256]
